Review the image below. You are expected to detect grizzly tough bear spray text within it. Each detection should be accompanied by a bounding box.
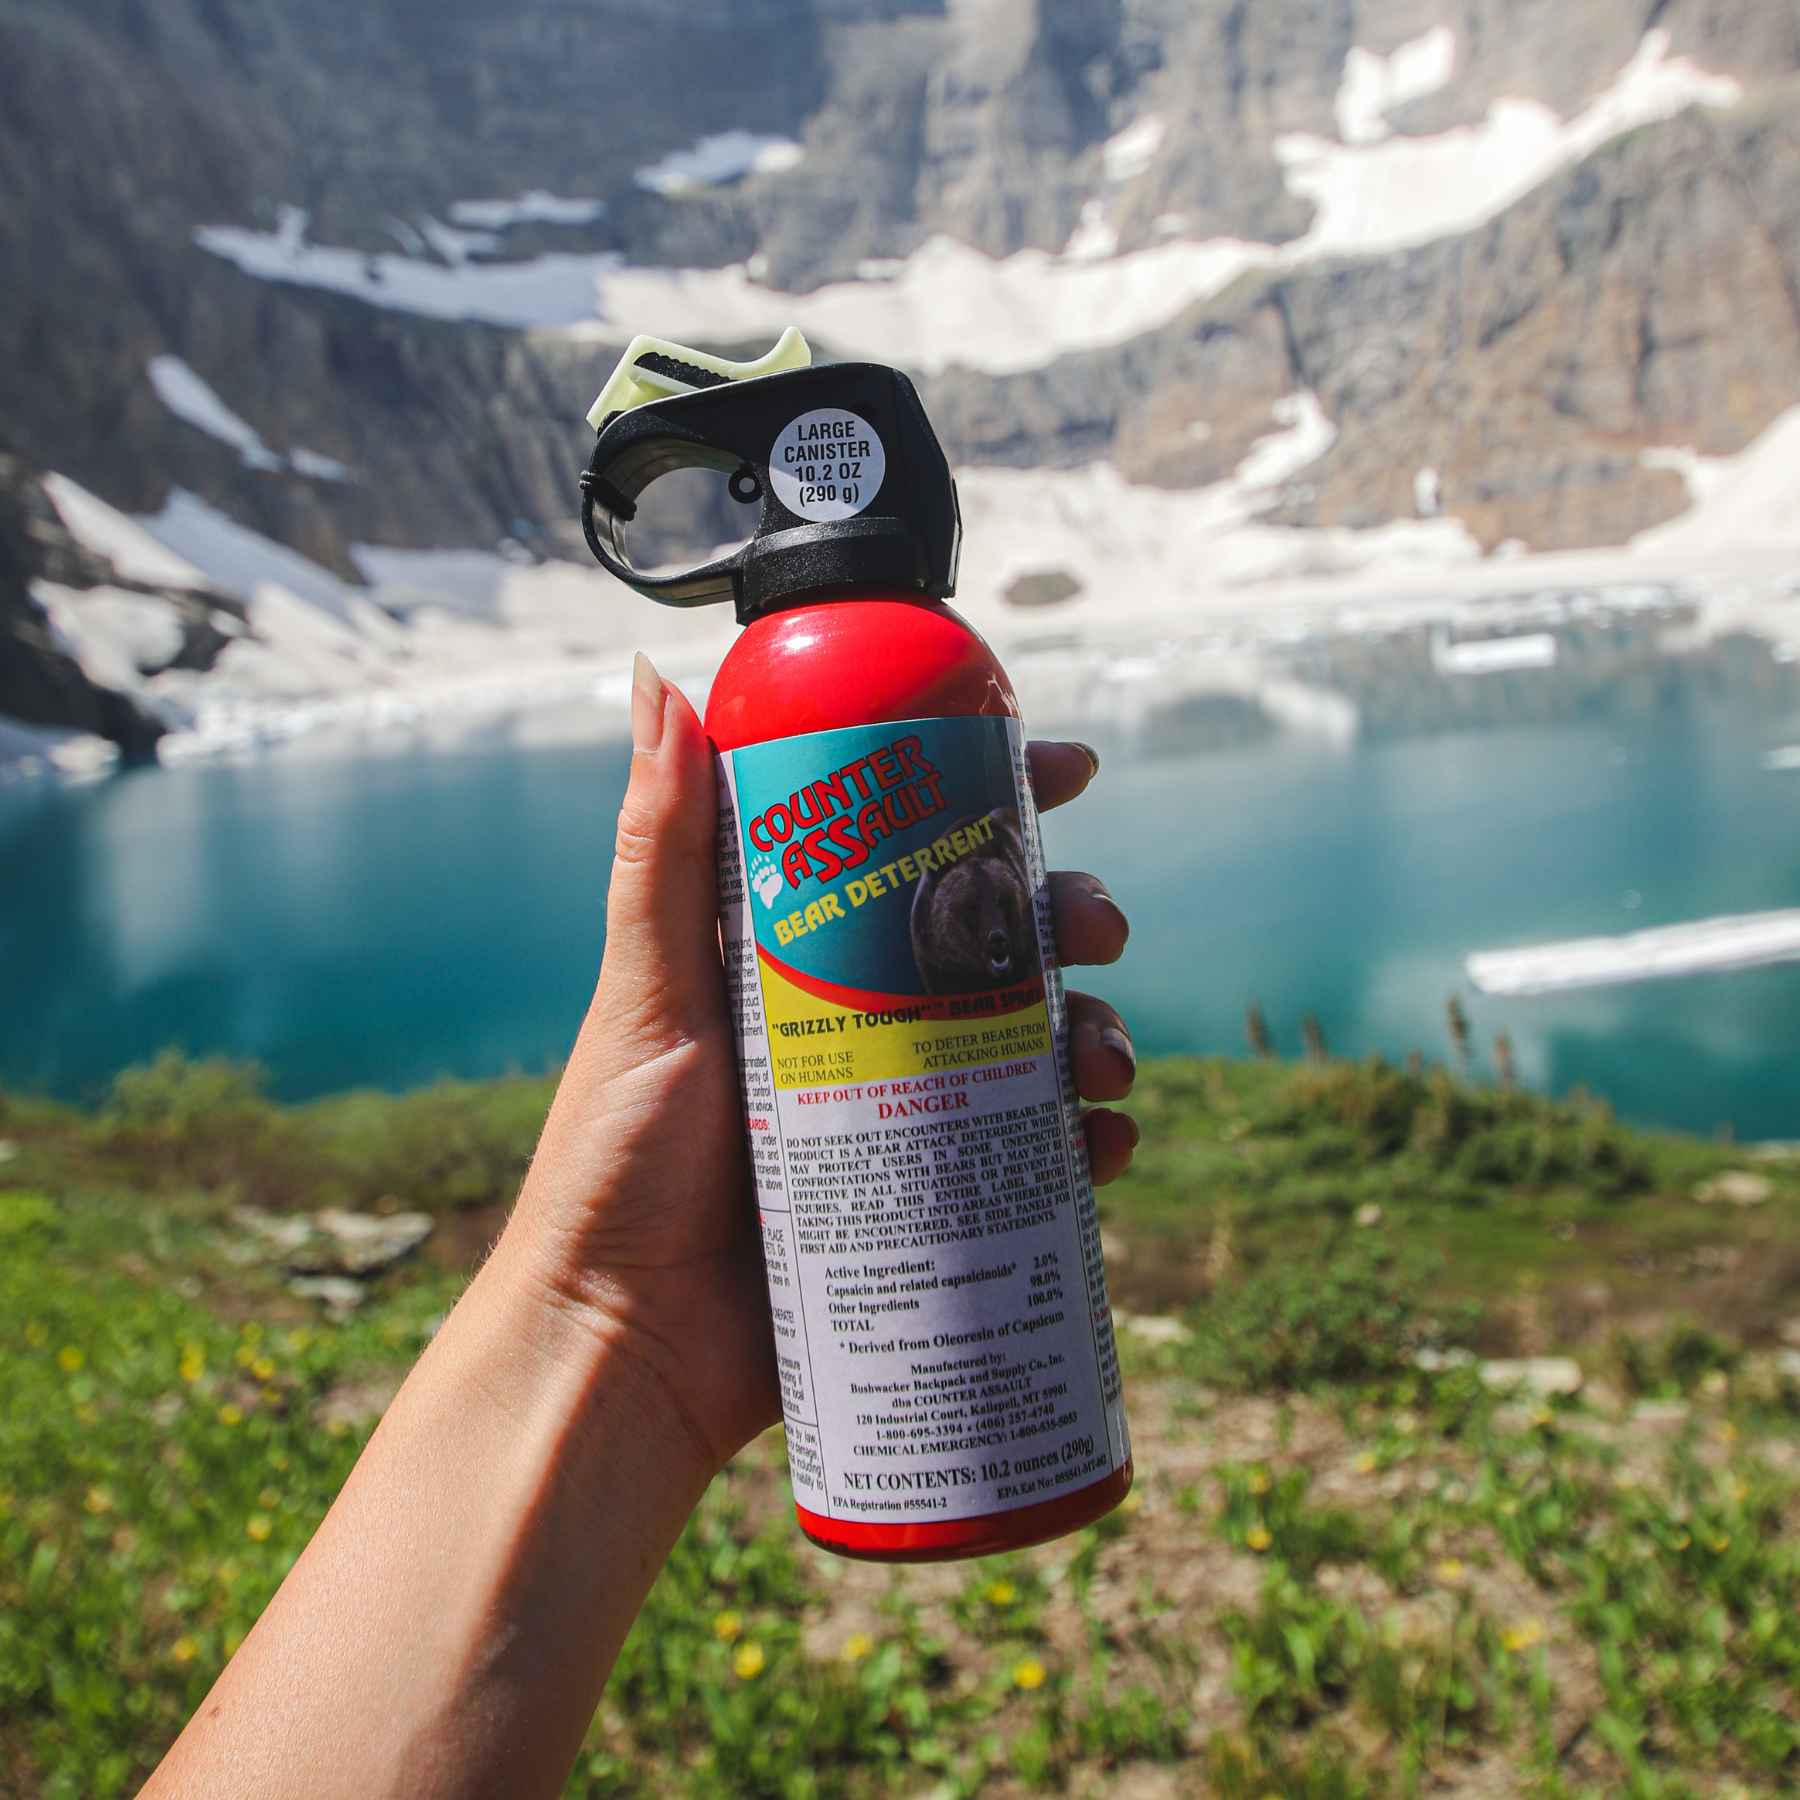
[578,329,1130,1559]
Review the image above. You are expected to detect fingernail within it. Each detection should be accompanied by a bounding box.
[631,652,665,753]
[1090,882,1129,932]
[1100,1026,1136,1077]
[1071,741,1101,777]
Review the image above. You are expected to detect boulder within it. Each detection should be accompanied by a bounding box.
[288,1275,367,1317]
[1113,1309,1193,1348]
[1693,1171,1773,1207]
[234,1204,434,1279]
[1479,1356,1583,1398]
[309,1207,435,1276]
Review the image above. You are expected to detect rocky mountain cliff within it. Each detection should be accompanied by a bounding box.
[2,0,1797,758]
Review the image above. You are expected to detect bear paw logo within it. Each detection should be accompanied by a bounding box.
[749,856,784,909]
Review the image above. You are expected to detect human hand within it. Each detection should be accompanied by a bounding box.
[506,655,1138,1482]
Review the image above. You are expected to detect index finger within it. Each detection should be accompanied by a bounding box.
[1028,740,1101,813]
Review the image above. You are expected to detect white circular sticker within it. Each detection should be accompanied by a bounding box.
[768,407,887,523]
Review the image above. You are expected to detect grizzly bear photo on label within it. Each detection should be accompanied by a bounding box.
[909,807,1039,994]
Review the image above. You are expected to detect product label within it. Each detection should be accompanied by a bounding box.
[717,714,1127,1526]
[768,407,887,522]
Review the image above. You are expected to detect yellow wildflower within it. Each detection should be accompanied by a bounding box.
[179,1345,206,1384]
[216,1560,239,1587]
[84,1486,114,1516]
[1119,1488,1145,1515]
[258,1487,281,1510]
[986,1579,1018,1607]
[74,1403,99,1426]
[1353,1451,1377,1475]
[1502,1619,1544,1653]
[241,1322,263,1345]
[283,1329,312,1354]
[1245,1523,1273,1553]
[1435,1558,1466,1587]
[732,1642,766,1680]
[842,1632,875,1664]
[251,1356,276,1382]
[57,1346,84,1374]
[234,1346,256,1369]
[261,1386,282,1405]
[1246,1470,1270,1496]
[24,1320,48,1348]
[245,1514,273,1542]
[1012,1657,1048,1691]
[1531,1406,1554,1428]
[171,1636,200,1665]
[1671,1531,1690,1551]
[217,1404,243,1427]
[712,1610,742,1642]
[267,1451,290,1472]
[1711,1534,1730,1553]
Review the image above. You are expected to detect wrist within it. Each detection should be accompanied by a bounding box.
[473,1217,725,1501]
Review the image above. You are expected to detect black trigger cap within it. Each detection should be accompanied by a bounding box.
[576,362,960,625]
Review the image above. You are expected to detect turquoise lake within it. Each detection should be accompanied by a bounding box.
[5,650,1799,1138]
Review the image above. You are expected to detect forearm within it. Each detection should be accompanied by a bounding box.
[144,1223,714,1800]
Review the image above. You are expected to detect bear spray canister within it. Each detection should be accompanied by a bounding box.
[578,328,1131,1560]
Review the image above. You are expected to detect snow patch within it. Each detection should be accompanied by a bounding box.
[634,131,803,196]
[135,490,356,617]
[41,475,204,588]
[289,447,352,482]
[1468,911,1800,996]
[1336,27,1456,145]
[147,356,349,481]
[1063,199,1119,262]
[1235,392,1337,489]
[447,191,606,230]
[952,428,1480,635]
[1102,114,1165,181]
[195,207,625,329]
[149,355,280,469]
[578,233,1271,376]
[34,582,187,690]
[1431,630,1558,675]
[1633,409,1800,552]
[1279,29,1740,260]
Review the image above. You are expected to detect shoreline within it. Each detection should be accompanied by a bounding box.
[10,538,1796,782]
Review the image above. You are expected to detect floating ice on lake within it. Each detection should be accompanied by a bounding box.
[1468,911,1800,996]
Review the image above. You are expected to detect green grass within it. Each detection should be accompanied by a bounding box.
[2,1054,1798,1795]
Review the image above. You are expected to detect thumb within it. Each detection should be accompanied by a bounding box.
[584,653,724,1062]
